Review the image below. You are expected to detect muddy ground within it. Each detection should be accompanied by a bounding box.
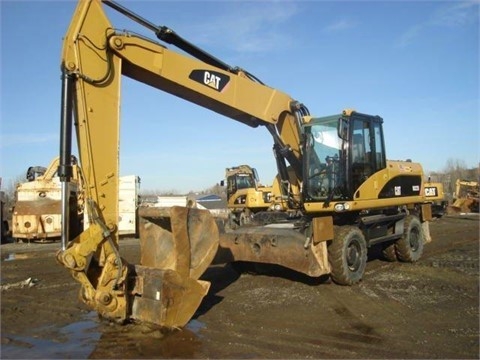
[1,214,479,359]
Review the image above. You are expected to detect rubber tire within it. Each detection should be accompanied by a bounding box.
[382,242,398,262]
[239,212,248,226]
[395,215,424,262]
[228,213,239,230]
[328,226,368,285]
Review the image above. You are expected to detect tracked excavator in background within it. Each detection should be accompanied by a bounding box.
[58,0,441,329]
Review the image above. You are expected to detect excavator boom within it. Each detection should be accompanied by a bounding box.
[57,0,304,328]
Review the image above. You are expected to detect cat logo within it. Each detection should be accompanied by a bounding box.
[189,70,230,92]
[425,187,438,197]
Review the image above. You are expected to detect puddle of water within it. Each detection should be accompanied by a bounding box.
[1,312,101,359]
[4,253,15,261]
[88,318,206,358]
[1,312,206,359]
[186,319,206,336]
[3,253,30,261]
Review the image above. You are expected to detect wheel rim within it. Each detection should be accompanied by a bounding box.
[410,228,420,252]
[346,239,362,271]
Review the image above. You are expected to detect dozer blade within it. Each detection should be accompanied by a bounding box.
[130,206,219,328]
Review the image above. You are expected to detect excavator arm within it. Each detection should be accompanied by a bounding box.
[57,0,306,328]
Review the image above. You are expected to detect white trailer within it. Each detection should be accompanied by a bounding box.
[118,175,140,236]
[84,175,140,237]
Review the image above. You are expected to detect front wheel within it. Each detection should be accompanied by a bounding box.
[328,226,367,285]
[239,210,252,226]
[239,212,248,226]
[396,215,424,262]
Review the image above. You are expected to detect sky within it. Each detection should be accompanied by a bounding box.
[1,0,479,194]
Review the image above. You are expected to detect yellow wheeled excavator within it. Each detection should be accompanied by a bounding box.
[221,165,274,227]
[57,0,436,329]
[221,164,304,228]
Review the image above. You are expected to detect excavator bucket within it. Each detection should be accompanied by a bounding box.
[130,206,219,328]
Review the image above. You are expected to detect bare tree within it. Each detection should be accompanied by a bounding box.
[201,183,226,199]
[140,188,181,196]
[3,175,25,210]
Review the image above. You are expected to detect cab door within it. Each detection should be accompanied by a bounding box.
[349,115,386,192]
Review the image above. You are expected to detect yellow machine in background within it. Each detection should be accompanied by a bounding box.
[448,179,479,213]
[57,0,437,329]
[222,164,303,227]
[423,180,447,218]
[12,155,139,243]
[222,165,273,227]
[12,156,83,243]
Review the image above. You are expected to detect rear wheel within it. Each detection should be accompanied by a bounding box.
[328,226,367,285]
[395,215,424,262]
[382,242,398,262]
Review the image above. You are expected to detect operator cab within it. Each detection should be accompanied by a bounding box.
[303,110,386,202]
[223,166,259,203]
